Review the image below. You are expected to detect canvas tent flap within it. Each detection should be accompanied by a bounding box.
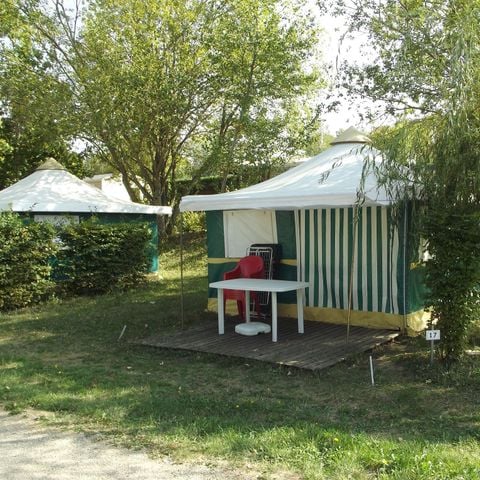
[180,142,391,212]
[0,164,172,215]
[223,210,278,257]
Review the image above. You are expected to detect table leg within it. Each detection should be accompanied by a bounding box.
[296,288,304,334]
[245,290,251,323]
[217,288,224,335]
[272,291,278,342]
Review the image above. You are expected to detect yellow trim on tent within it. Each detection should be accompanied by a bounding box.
[279,259,297,266]
[207,298,428,335]
[208,257,297,266]
[208,257,241,264]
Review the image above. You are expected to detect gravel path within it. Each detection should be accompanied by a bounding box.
[0,409,263,480]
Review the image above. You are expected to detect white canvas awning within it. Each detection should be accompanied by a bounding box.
[0,158,172,215]
[180,128,391,212]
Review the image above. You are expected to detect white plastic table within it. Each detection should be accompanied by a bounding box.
[209,278,309,342]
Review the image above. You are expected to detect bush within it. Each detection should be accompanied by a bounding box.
[467,320,480,349]
[0,212,58,310]
[180,211,206,233]
[56,220,152,295]
[424,208,480,361]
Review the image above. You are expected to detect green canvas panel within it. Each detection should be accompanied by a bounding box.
[403,204,428,314]
[275,210,296,259]
[206,211,226,299]
[395,207,407,316]
[207,261,237,298]
[407,266,427,313]
[275,210,297,303]
[277,263,298,303]
[206,211,225,258]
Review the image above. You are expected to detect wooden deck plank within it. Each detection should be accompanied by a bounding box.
[251,325,361,362]
[138,318,399,371]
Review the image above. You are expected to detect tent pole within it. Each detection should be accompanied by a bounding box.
[294,210,301,282]
[346,207,359,344]
[180,211,185,329]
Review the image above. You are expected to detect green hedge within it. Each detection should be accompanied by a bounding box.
[0,212,58,310]
[56,220,152,295]
[0,214,154,309]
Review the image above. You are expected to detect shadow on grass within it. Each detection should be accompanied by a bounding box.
[1,325,479,443]
[1,233,479,478]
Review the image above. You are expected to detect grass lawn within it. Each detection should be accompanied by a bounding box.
[0,233,479,479]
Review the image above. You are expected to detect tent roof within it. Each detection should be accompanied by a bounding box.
[330,126,371,145]
[35,157,67,171]
[0,159,172,215]
[180,130,391,212]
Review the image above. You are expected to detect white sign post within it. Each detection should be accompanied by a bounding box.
[426,330,441,364]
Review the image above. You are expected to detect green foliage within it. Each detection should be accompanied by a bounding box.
[56,220,152,295]
[337,0,475,119]
[1,0,324,233]
[0,117,91,189]
[342,1,480,362]
[185,0,323,192]
[179,211,206,234]
[0,120,13,165]
[0,1,91,189]
[467,320,480,348]
[424,208,480,360]
[0,212,58,310]
[303,130,335,157]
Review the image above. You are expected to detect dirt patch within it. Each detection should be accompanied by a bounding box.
[0,408,297,480]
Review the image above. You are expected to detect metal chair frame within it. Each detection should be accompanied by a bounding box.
[246,245,274,316]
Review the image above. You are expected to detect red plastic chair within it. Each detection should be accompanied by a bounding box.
[223,255,265,319]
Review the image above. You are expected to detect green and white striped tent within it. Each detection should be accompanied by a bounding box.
[180,128,427,333]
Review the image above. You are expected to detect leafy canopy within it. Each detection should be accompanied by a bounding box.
[340,0,480,360]
[1,0,324,233]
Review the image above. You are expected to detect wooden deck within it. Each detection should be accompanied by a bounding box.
[138,317,399,371]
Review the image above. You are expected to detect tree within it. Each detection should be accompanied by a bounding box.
[0,116,90,189]
[3,0,323,233]
[190,0,323,191]
[336,0,479,119]
[0,0,88,186]
[339,0,480,361]
[0,121,12,168]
